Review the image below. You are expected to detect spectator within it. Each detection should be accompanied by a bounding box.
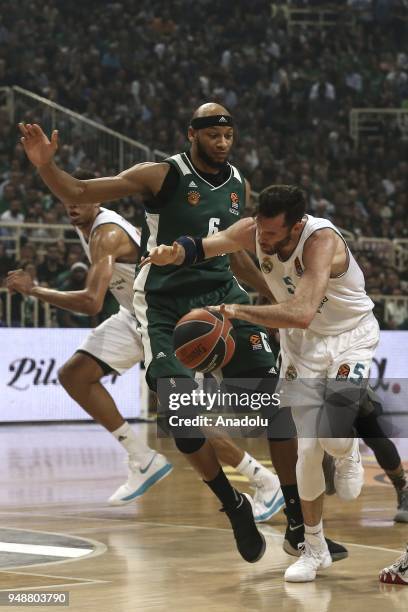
[385,298,408,329]
[0,242,15,285]
[36,243,65,287]
[0,0,407,328]
[0,199,25,224]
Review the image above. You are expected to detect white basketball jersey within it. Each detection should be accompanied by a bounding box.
[76,207,140,313]
[256,214,374,336]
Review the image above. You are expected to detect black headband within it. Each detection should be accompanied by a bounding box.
[191,115,234,130]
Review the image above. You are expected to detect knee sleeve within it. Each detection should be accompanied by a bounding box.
[296,438,325,501]
[174,437,206,454]
[319,437,354,458]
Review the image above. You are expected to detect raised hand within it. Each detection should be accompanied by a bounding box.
[18,123,59,168]
[6,269,34,295]
[140,241,185,267]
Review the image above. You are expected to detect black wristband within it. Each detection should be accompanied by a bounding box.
[175,236,205,265]
[176,236,198,265]
[195,237,205,262]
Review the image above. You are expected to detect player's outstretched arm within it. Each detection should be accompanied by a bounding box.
[141,217,256,267]
[6,225,124,315]
[18,123,168,205]
[210,229,336,327]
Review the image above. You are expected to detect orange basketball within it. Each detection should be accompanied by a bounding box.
[173,308,236,372]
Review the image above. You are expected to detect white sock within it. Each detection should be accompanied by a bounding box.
[304,519,325,548]
[235,451,270,485]
[111,422,153,461]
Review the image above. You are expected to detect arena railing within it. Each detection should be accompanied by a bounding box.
[270,3,357,30]
[394,240,408,273]
[0,222,81,261]
[2,287,405,329]
[350,108,408,150]
[0,287,52,327]
[0,86,151,171]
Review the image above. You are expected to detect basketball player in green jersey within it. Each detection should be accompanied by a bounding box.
[18,104,346,563]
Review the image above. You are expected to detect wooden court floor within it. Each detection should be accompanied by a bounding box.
[0,423,407,612]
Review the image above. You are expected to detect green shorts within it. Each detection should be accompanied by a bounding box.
[133,278,277,390]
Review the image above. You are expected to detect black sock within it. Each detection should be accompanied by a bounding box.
[281,484,304,527]
[204,468,241,510]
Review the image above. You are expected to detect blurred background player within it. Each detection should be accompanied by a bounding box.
[324,386,408,522]
[7,169,173,504]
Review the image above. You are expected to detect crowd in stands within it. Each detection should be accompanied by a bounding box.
[0,0,407,328]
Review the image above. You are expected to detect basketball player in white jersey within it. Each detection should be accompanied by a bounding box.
[143,184,380,582]
[6,172,283,518]
[6,172,173,504]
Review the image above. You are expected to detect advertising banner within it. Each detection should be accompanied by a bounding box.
[0,328,141,422]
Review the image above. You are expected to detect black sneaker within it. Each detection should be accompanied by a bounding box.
[283,513,348,562]
[395,488,408,523]
[222,493,266,563]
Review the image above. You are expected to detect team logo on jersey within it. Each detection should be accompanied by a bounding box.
[336,363,350,380]
[285,364,298,381]
[249,334,262,350]
[230,192,239,206]
[229,192,240,215]
[260,257,273,274]
[187,190,201,206]
[294,257,303,277]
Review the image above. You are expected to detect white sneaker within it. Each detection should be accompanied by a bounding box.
[334,439,364,501]
[253,471,285,522]
[108,452,173,506]
[284,540,332,582]
[379,545,408,585]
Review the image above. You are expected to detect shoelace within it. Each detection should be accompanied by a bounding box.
[297,541,325,563]
[336,455,360,479]
[387,547,408,574]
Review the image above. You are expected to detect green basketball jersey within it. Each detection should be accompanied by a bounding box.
[135,152,247,295]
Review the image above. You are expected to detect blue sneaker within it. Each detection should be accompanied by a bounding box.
[108,452,173,506]
[253,471,285,522]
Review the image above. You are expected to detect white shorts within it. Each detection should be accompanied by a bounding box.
[278,312,380,414]
[77,306,144,374]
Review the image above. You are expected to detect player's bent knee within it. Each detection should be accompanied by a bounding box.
[174,437,206,454]
[319,437,353,458]
[296,448,326,500]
